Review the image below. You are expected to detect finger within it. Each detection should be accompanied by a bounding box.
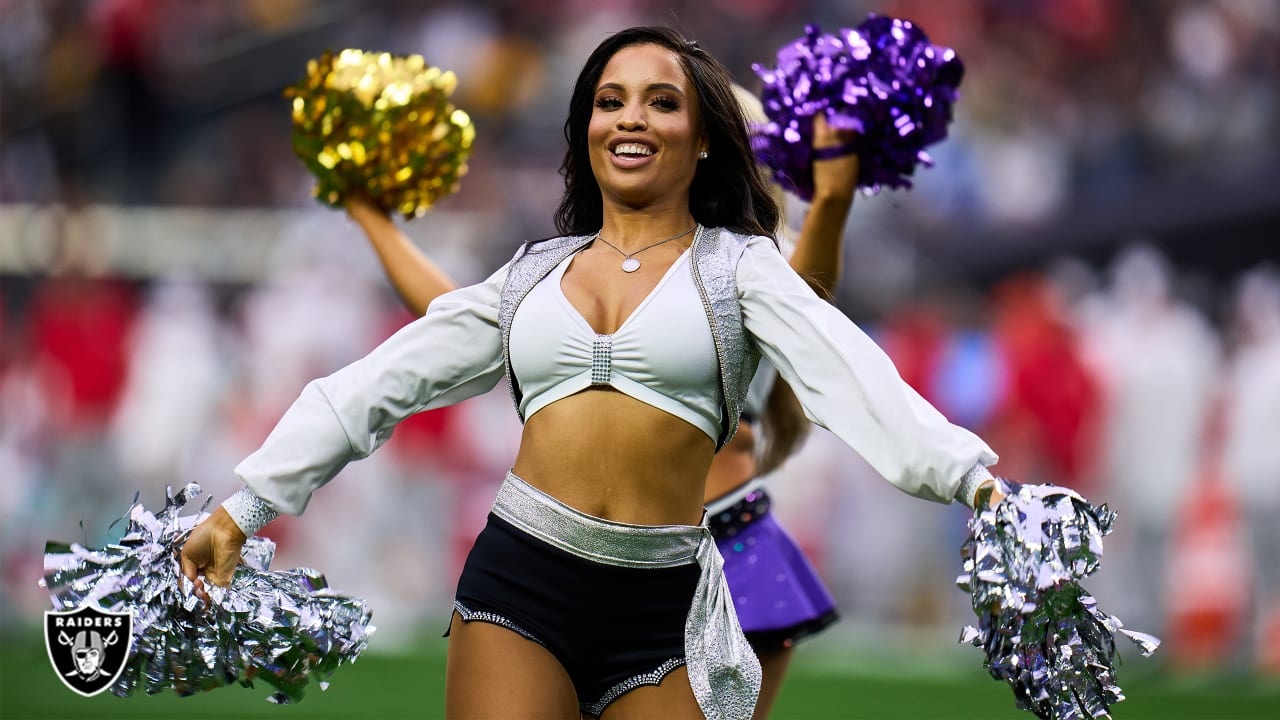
[190,574,209,609]
[209,553,242,588]
[210,543,242,588]
[180,550,199,584]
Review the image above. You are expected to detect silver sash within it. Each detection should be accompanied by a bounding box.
[493,472,761,719]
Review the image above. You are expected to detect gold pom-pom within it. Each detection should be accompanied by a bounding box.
[285,49,475,219]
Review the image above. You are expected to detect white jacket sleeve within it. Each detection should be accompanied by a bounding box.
[737,235,998,504]
[230,261,510,517]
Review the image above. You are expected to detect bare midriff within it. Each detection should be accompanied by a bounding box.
[702,420,756,503]
[512,387,715,526]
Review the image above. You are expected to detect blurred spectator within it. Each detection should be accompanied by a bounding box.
[1,1,1277,673]
[1079,244,1221,638]
[108,276,226,492]
[985,273,1102,491]
[25,213,138,542]
[1221,265,1280,670]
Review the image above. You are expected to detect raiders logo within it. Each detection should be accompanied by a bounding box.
[44,606,133,697]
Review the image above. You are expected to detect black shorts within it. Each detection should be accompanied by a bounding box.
[448,513,701,716]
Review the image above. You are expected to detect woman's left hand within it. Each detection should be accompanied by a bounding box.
[180,507,247,608]
[811,114,860,202]
[979,479,1006,509]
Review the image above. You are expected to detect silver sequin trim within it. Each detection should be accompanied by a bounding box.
[955,463,996,508]
[581,656,687,717]
[221,487,279,537]
[690,226,761,450]
[591,334,613,385]
[492,472,760,720]
[451,600,546,646]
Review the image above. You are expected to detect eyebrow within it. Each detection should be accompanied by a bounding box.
[596,82,686,96]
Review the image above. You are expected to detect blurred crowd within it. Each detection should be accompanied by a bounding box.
[2,0,1279,676]
[2,0,1277,240]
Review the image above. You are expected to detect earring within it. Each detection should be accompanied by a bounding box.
[698,150,709,159]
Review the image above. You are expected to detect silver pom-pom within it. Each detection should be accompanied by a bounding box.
[957,480,1160,719]
[40,484,374,703]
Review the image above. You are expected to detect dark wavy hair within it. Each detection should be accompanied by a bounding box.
[555,26,779,240]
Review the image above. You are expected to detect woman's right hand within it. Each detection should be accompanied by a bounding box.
[344,193,389,225]
[179,506,247,607]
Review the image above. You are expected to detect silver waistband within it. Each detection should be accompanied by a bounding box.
[494,471,761,719]
[493,472,702,568]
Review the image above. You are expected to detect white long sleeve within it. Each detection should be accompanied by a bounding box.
[230,261,510,517]
[737,235,998,504]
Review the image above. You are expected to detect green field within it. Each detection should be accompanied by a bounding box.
[3,630,1276,719]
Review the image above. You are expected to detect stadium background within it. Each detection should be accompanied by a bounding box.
[2,0,1278,717]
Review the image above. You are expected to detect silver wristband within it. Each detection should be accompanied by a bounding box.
[955,463,995,509]
[222,487,279,537]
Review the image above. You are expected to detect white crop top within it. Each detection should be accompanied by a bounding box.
[228,232,998,521]
[508,248,722,441]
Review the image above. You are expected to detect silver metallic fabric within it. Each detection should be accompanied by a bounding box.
[591,333,614,385]
[581,657,687,717]
[957,480,1160,719]
[955,463,996,508]
[222,486,280,537]
[497,225,764,450]
[688,225,762,450]
[494,472,761,719]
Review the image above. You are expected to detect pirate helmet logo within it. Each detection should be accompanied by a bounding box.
[44,606,132,697]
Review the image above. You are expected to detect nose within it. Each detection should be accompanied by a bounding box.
[617,100,646,131]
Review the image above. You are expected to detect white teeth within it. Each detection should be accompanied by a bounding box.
[613,143,653,157]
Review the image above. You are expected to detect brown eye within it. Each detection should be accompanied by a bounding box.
[594,97,622,110]
[651,96,679,111]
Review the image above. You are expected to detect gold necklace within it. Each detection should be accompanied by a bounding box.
[595,225,697,273]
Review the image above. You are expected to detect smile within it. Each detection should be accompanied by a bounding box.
[612,143,654,157]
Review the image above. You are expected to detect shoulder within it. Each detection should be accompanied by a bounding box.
[733,230,792,290]
[517,232,596,258]
[700,226,778,260]
[496,232,595,305]
[702,226,772,245]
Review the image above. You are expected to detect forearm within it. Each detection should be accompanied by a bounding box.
[222,261,510,525]
[740,236,998,504]
[788,116,859,297]
[789,190,853,297]
[348,201,457,315]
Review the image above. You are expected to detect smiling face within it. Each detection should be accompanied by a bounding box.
[587,43,705,211]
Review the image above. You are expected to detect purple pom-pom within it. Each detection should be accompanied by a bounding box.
[751,15,965,199]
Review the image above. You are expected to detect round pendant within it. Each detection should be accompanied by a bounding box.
[621,258,641,273]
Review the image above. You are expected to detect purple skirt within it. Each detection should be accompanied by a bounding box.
[710,487,838,650]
